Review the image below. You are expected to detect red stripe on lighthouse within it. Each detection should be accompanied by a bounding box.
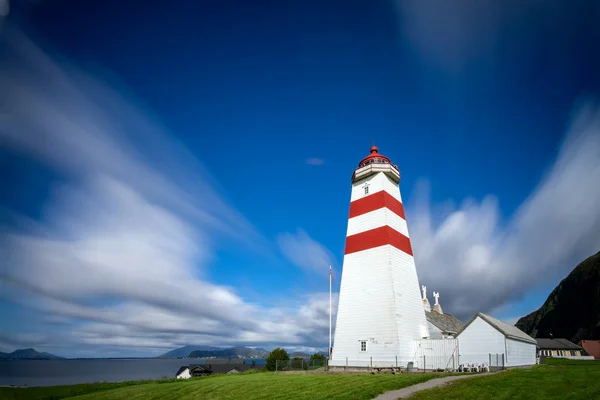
[349,191,406,220]
[344,225,413,256]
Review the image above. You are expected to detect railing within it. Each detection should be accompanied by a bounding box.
[275,359,327,372]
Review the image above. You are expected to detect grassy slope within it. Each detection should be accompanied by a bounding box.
[409,360,600,400]
[0,372,447,400]
[0,380,165,400]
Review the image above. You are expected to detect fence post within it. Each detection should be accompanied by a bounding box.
[423,355,426,373]
[395,356,398,368]
[502,354,505,370]
[275,360,278,373]
[346,357,348,371]
[496,354,498,367]
[489,354,491,369]
[370,356,372,370]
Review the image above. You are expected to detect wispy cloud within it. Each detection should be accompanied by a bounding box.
[0,0,9,19]
[0,26,332,356]
[408,100,600,321]
[395,0,539,77]
[305,158,325,166]
[277,229,336,275]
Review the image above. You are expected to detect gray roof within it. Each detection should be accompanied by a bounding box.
[177,363,262,376]
[206,363,260,374]
[536,338,582,350]
[426,311,464,334]
[457,313,538,345]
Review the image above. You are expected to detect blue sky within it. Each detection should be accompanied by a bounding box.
[1,0,599,357]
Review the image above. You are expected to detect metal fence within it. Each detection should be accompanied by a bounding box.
[488,353,505,370]
[327,353,507,372]
[275,359,328,372]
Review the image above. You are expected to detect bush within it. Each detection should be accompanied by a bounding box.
[265,347,290,371]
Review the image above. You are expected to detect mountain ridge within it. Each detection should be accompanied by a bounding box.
[158,345,223,358]
[188,346,270,359]
[516,250,600,343]
[0,348,64,359]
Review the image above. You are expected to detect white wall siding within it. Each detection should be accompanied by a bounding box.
[551,355,595,360]
[350,173,402,202]
[346,208,409,237]
[414,338,459,370]
[331,170,428,368]
[457,316,506,365]
[506,338,536,367]
[176,368,191,379]
[331,245,406,367]
[427,322,443,339]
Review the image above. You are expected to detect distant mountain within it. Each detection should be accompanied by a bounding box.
[0,348,64,360]
[158,345,223,358]
[290,351,310,358]
[188,346,270,359]
[516,250,600,343]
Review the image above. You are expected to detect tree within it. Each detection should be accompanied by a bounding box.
[308,353,327,370]
[265,347,289,371]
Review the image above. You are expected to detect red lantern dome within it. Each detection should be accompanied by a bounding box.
[358,145,392,168]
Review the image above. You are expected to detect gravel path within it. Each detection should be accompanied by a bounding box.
[372,372,497,400]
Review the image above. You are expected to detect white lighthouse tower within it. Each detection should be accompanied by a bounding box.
[330,146,429,368]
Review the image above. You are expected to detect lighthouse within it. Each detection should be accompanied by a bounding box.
[330,146,430,368]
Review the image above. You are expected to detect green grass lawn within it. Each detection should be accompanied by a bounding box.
[0,372,447,400]
[408,359,600,399]
[4,359,598,400]
[0,379,169,400]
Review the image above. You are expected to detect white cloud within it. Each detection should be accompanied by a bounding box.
[277,229,336,275]
[305,158,325,166]
[394,0,540,76]
[0,0,9,18]
[409,101,600,321]
[0,27,334,356]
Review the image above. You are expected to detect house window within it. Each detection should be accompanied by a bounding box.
[359,340,367,352]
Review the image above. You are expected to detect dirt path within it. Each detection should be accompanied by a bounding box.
[372,372,497,399]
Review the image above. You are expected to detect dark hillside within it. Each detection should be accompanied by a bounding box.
[516,251,600,343]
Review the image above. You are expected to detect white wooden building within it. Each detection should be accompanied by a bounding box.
[456,313,537,367]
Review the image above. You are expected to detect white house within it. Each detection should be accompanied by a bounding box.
[176,363,260,378]
[456,313,537,367]
[176,366,192,379]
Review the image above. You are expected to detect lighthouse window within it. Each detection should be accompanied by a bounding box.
[364,186,369,195]
[360,340,367,352]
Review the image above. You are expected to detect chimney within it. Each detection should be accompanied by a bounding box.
[433,291,443,314]
[422,285,431,312]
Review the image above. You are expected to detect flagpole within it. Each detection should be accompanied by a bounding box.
[329,265,332,360]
